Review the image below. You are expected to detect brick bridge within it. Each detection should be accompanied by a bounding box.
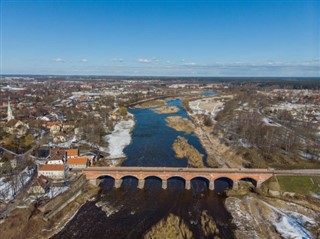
[83,167,276,190]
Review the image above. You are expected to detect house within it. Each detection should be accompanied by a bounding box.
[66,148,79,159]
[38,164,68,180]
[5,119,29,136]
[28,175,51,194]
[47,148,66,164]
[67,157,89,169]
[46,122,62,134]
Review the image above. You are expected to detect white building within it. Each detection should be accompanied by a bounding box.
[67,157,88,169]
[38,164,68,180]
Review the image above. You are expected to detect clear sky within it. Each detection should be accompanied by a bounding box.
[1,0,320,76]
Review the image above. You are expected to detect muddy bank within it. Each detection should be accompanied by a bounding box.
[166,116,194,134]
[173,136,204,168]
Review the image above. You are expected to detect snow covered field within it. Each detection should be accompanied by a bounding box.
[104,119,134,160]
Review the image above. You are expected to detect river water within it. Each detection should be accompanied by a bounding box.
[54,98,235,239]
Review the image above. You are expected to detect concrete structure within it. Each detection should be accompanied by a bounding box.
[83,167,275,190]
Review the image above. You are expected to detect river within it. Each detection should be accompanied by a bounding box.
[53,98,235,239]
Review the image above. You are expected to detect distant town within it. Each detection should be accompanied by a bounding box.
[0,76,319,238]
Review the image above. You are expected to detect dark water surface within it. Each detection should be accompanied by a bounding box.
[54,98,235,239]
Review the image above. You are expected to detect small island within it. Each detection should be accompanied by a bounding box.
[135,100,166,108]
[154,106,179,114]
[173,136,204,168]
[165,116,194,134]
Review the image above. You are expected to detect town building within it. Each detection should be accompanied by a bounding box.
[28,175,51,194]
[67,157,89,169]
[38,164,68,180]
[66,148,79,159]
[47,148,66,164]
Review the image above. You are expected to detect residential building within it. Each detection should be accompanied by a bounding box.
[38,164,68,180]
[67,157,89,169]
[66,148,79,159]
[28,175,51,194]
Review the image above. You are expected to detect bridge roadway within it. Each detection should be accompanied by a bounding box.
[83,167,320,190]
[83,167,262,190]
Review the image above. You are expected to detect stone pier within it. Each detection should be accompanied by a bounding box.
[162,180,167,189]
[209,181,215,190]
[256,180,263,188]
[138,179,145,189]
[185,180,191,190]
[114,179,123,188]
[233,181,239,190]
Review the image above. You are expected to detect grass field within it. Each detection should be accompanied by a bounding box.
[276,176,320,194]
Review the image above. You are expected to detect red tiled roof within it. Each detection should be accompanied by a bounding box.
[66,149,79,157]
[39,164,65,171]
[67,157,88,165]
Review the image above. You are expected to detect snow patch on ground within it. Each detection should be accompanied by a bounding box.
[310,192,320,199]
[262,200,315,239]
[0,167,34,203]
[43,186,69,199]
[104,119,134,160]
[96,201,122,217]
[226,196,318,239]
[262,117,281,127]
[56,136,78,148]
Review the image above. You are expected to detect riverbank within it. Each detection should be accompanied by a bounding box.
[0,182,99,239]
[104,118,135,166]
[225,192,320,239]
[193,124,245,168]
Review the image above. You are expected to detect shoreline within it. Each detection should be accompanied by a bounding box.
[104,115,135,166]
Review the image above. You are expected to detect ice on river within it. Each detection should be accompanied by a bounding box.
[104,120,134,160]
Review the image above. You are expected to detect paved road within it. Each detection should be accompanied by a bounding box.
[84,166,320,176]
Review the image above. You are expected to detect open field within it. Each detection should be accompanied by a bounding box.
[277,176,320,194]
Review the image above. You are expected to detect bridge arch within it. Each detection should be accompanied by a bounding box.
[97,175,116,180]
[96,175,116,189]
[143,176,163,190]
[120,175,139,190]
[167,176,186,191]
[120,175,140,181]
[239,177,257,187]
[190,176,210,191]
[214,177,234,193]
[143,175,163,181]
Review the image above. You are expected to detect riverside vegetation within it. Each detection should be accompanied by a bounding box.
[144,211,220,239]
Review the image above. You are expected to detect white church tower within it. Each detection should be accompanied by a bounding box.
[7,97,14,121]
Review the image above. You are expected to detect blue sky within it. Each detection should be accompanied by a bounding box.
[1,0,320,76]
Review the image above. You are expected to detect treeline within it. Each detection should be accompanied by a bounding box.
[214,92,320,167]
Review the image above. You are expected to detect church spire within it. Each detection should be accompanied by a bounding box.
[7,97,14,122]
